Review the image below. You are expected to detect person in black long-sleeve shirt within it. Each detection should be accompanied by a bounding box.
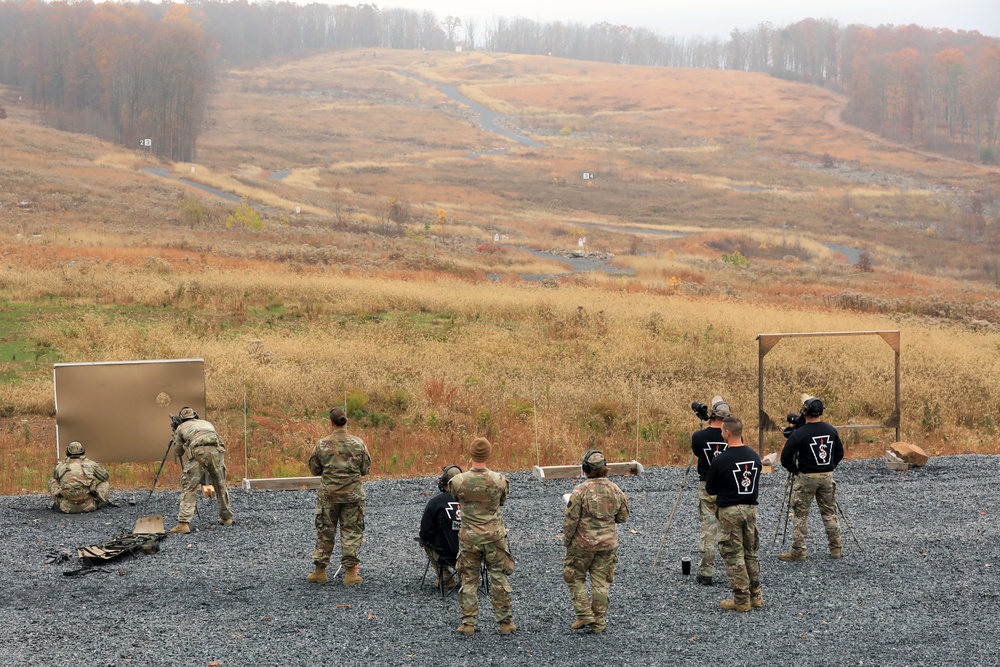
[778,394,844,562]
[419,465,463,588]
[706,416,762,612]
[690,395,731,586]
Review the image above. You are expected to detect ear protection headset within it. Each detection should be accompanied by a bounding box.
[802,397,824,417]
[438,465,463,492]
[581,449,604,475]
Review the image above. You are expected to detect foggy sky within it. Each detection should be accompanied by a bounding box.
[375,0,1000,39]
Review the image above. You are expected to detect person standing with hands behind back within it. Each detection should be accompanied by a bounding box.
[706,416,762,612]
[307,408,371,586]
[562,450,629,634]
[448,437,516,637]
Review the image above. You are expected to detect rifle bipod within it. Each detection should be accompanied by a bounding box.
[650,455,695,572]
[143,439,175,506]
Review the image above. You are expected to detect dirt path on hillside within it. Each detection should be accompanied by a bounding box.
[821,94,1000,174]
[400,71,545,149]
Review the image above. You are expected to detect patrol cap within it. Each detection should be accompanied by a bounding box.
[583,450,606,472]
[710,396,731,419]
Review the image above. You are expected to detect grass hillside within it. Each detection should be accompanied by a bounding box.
[0,49,997,493]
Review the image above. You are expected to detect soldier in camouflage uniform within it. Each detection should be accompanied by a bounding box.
[48,441,111,514]
[307,408,371,586]
[705,416,762,612]
[562,450,629,634]
[448,437,516,637]
[170,407,233,534]
[779,394,844,561]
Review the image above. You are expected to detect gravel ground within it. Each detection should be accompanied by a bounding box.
[1,455,997,666]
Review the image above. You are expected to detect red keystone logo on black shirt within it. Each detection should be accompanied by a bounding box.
[809,435,833,466]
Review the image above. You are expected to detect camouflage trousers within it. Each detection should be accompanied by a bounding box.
[563,546,617,630]
[697,481,720,578]
[716,504,761,605]
[49,479,110,514]
[178,447,232,523]
[312,493,365,568]
[456,537,514,627]
[790,473,842,553]
[422,543,457,585]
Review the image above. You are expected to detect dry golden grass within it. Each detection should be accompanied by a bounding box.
[0,255,996,492]
[2,48,998,493]
[164,163,328,215]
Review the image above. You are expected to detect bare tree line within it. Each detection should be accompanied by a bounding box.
[2,1,997,160]
[0,1,211,161]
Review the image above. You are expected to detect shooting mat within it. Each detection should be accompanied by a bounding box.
[53,359,206,463]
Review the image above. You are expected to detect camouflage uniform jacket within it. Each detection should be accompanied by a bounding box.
[449,468,508,545]
[51,457,109,501]
[172,418,224,459]
[308,429,371,502]
[563,478,629,550]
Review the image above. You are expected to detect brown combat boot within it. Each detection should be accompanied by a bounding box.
[778,549,807,562]
[456,624,475,636]
[219,518,233,526]
[306,565,328,584]
[344,564,362,586]
[829,548,843,559]
[571,617,596,630]
[720,599,752,612]
[169,522,190,534]
[498,622,517,636]
[750,591,763,608]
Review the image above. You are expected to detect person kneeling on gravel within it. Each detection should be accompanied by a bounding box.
[49,441,111,514]
[706,416,763,612]
[778,394,844,562]
[563,449,629,634]
[170,407,234,534]
[449,438,516,636]
[307,408,371,586]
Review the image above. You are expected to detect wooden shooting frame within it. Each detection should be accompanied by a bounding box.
[757,330,900,454]
[532,461,644,481]
[242,476,320,491]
